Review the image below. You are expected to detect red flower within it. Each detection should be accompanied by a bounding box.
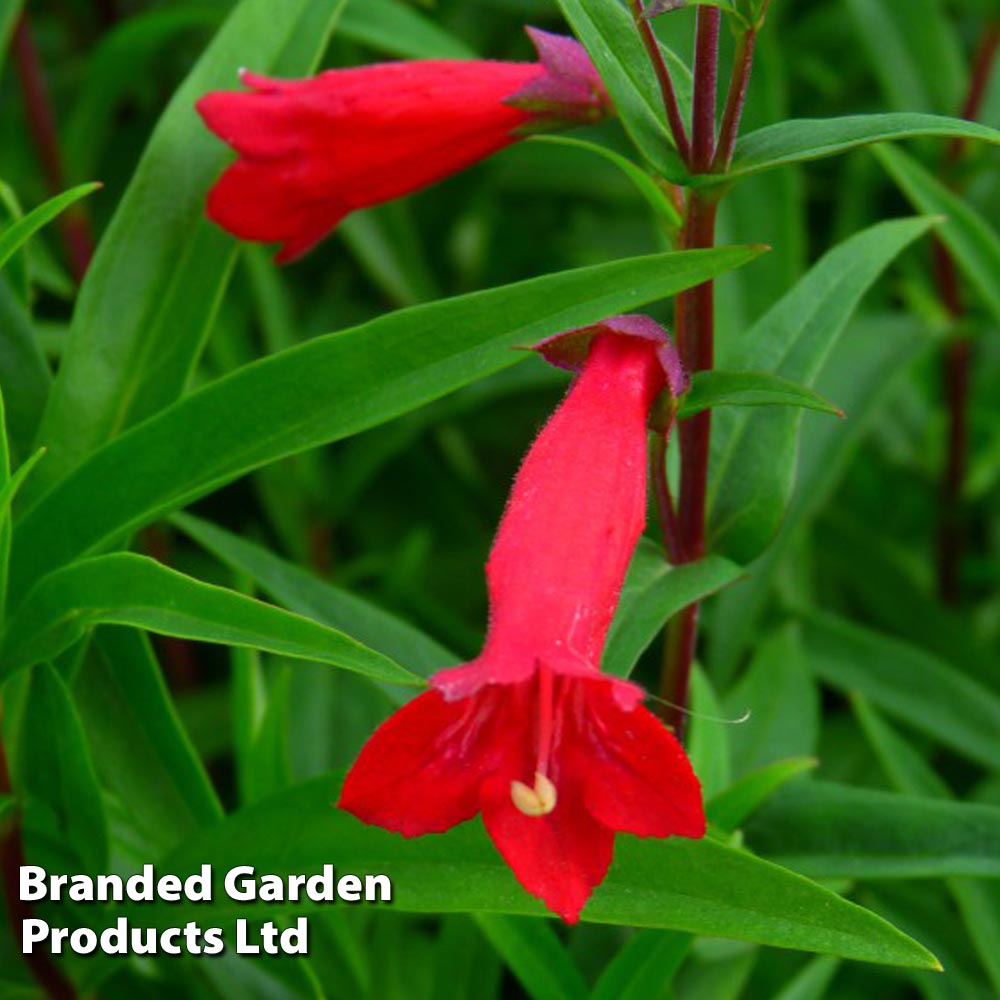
[338,318,704,923]
[196,29,610,262]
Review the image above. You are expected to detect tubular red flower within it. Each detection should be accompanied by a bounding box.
[339,318,705,923]
[196,28,610,263]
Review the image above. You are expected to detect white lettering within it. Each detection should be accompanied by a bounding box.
[185,866,212,901]
[235,918,258,954]
[19,866,47,902]
[366,874,392,902]
[225,866,256,902]
[337,874,362,902]
[21,919,49,953]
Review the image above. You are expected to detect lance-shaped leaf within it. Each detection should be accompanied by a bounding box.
[173,512,455,679]
[874,143,1000,326]
[28,0,348,499]
[679,370,843,419]
[802,610,1000,771]
[747,780,1000,880]
[113,774,939,969]
[10,245,763,600]
[723,114,1000,182]
[17,664,109,875]
[1,553,419,686]
[604,540,742,677]
[554,0,688,181]
[707,217,933,563]
[0,183,101,272]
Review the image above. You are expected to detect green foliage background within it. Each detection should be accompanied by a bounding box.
[1,0,999,997]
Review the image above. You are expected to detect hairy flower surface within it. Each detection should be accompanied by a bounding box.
[339,318,705,922]
[196,28,609,262]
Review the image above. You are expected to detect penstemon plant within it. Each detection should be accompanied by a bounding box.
[1,1,1000,998]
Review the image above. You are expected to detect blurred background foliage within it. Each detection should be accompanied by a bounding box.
[1,0,1000,998]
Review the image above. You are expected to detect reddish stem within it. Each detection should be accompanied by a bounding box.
[650,6,727,736]
[650,436,684,564]
[690,8,720,171]
[11,14,93,282]
[627,0,691,164]
[947,23,1000,164]
[660,190,718,735]
[934,21,1000,603]
[712,28,757,172]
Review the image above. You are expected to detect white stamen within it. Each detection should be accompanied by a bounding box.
[510,771,558,817]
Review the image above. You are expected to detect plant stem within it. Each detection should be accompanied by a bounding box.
[654,4,762,736]
[713,27,757,172]
[948,22,1000,164]
[627,0,691,163]
[656,5,722,738]
[11,13,94,282]
[660,189,718,736]
[650,436,683,564]
[690,7,720,171]
[934,20,1000,603]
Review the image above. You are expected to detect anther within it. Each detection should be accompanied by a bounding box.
[510,771,557,817]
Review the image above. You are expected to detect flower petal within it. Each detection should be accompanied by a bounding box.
[205,160,347,262]
[579,684,706,840]
[198,60,537,260]
[338,688,492,836]
[480,769,613,923]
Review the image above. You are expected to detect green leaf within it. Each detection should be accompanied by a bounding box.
[120,774,939,968]
[0,387,7,620]
[533,135,683,234]
[818,511,1000,686]
[590,929,689,1000]
[604,542,742,677]
[0,445,44,621]
[0,0,24,80]
[680,370,843,419]
[433,918,501,1000]
[708,314,935,680]
[747,780,1000,879]
[707,758,818,833]
[76,628,222,857]
[553,0,687,181]
[874,143,1000,327]
[474,915,589,1000]
[29,0,347,499]
[851,697,1000,995]
[707,217,934,563]
[769,955,841,1000]
[174,512,455,678]
[679,948,757,1000]
[0,183,101,272]
[64,6,224,179]
[0,446,44,525]
[850,694,951,801]
[1,553,419,686]
[726,114,1000,181]
[688,667,731,800]
[339,0,475,58]
[802,610,1000,771]
[11,245,764,600]
[843,0,965,113]
[0,277,50,465]
[17,664,108,874]
[723,625,820,775]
